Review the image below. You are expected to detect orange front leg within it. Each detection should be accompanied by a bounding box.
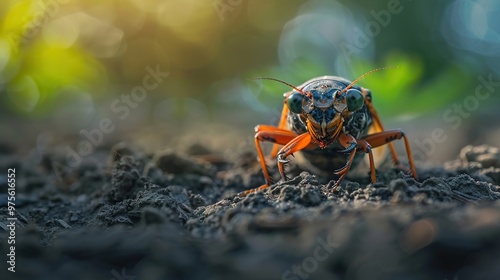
[331,133,358,190]
[361,129,418,179]
[238,126,300,197]
[254,126,300,186]
[330,134,377,190]
[276,133,312,181]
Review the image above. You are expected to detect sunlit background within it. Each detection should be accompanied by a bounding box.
[1,0,500,163]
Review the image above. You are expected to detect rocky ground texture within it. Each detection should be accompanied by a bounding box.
[1,143,500,280]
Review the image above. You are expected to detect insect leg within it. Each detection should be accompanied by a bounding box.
[331,133,358,190]
[255,127,299,185]
[270,103,290,158]
[276,133,312,182]
[355,139,377,184]
[238,126,298,197]
[361,129,418,179]
[362,88,401,166]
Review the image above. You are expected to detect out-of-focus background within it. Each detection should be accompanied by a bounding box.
[1,0,499,163]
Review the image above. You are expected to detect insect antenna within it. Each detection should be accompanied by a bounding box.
[252,77,305,94]
[343,66,398,92]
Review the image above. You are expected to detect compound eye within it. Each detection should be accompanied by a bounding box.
[286,92,304,114]
[346,89,364,112]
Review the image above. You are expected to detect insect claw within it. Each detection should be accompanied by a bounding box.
[277,154,290,164]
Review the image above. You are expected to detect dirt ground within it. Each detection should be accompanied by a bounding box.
[1,133,500,280]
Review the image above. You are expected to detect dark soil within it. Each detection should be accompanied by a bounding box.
[2,141,500,280]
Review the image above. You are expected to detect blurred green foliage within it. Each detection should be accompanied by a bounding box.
[0,0,497,126]
[350,53,474,117]
[1,0,106,114]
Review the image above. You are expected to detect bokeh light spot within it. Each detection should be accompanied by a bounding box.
[7,75,39,112]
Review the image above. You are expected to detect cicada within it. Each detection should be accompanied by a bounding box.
[241,68,418,196]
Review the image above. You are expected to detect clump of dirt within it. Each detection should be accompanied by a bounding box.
[1,143,500,280]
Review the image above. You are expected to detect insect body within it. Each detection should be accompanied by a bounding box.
[241,68,418,196]
[286,76,374,176]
